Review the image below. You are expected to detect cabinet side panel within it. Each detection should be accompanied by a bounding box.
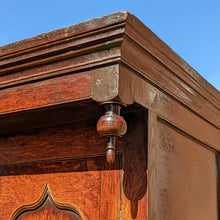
[151,119,218,220]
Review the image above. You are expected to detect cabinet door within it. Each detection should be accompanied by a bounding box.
[13,185,82,220]
[0,112,148,220]
[0,119,121,220]
[1,157,121,220]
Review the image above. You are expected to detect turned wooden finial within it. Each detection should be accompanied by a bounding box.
[97,101,127,164]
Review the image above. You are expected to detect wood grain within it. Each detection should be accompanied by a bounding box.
[0,11,219,220]
[122,111,148,219]
[100,168,121,219]
[147,110,158,220]
[152,119,218,220]
[0,119,123,165]
[1,170,101,219]
[0,155,122,176]
[0,71,91,115]
[124,13,220,116]
[120,36,220,127]
[0,11,127,56]
[130,70,220,151]
[1,155,122,220]
[0,47,121,88]
[13,185,82,220]
[17,206,81,220]
[91,64,119,102]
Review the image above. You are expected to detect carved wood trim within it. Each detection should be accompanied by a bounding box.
[11,184,83,220]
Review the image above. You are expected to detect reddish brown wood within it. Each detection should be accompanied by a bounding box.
[147,110,158,220]
[100,169,121,219]
[17,207,80,220]
[0,72,91,115]
[0,11,219,220]
[1,170,101,219]
[97,112,126,137]
[0,155,122,176]
[153,119,218,219]
[122,111,148,219]
[12,185,82,220]
[97,101,127,164]
[0,119,123,165]
[0,47,121,88]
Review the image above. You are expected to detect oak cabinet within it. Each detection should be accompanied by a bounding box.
[0,11,219,219]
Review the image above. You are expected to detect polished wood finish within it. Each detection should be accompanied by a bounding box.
[97,101,127,163]
[122,111,148,219]
[97,103,127,137]
[12,185,82,220]
[0,11,219,219]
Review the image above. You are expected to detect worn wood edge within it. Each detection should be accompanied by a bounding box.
[91,64,120,102]
[1,11,218,107]
[0,64,116,116]
[128,68,220,149]
[147,110,157,220]
[0,56,120,90]
[216,154,220,220]
[0,95,92,117]
[121,35,220,111]
[125,13,220,103]
[157,115,218,153]
[0,11,128,56]
[119,59,220,128]
[0,30,124,77]
[0,23,124,65]
[0,155,122,175]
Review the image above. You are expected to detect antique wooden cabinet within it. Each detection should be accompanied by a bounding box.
[0,11,219,219]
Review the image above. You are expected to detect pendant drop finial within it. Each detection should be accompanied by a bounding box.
[97,101,127,164]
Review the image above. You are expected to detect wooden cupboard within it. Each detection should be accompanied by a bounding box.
[0,11,219,219]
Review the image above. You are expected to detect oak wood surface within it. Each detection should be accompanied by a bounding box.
[1,155,122,219]
[147,110,157,220]
[14,185,82,220]
[124,68,220,151]
[100,169,121,219]
[120,36,220,127]
[0,11,219,220]
[0,108,147,220]
[17,207,81,220]
[149,118,218,220]
[122,111,148,219]
[124,13,220,104]
[1,170,101,219]
[0,119,123,165]
[1,11,219,127]
[0,71,91,115]
[0,12,127,56]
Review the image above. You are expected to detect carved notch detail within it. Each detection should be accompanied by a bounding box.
[11,184,83,220]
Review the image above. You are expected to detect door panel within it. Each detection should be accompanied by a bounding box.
[1,171,100,219]
[0,110,148,220]
[12,185,82,220]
